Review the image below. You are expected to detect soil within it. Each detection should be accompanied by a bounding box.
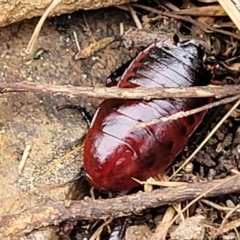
[1,4,240,240]
[0,8,138,239]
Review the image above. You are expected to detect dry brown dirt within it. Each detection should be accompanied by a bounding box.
[0,8,136,239]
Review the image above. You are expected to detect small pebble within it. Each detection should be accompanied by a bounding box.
[226,199,235,208]
[222,231,236,240]
[184,162,194,173]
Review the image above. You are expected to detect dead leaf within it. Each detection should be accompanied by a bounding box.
[170,215,206,240]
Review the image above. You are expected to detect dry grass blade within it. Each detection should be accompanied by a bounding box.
[115,5,130,11]
[201,199,240,213]
[73,31,81,52]
[38,145,83,183]
[82,11,96,43]
[172,5,226,16]
[150,206,175,240]
[213,204,240,237]
[170,98,240,180]
[218,0,240,31]
[127,4,142,29]
[160,0,180,11]
[132,177,188,187]
[157,174,239,239]
[18,145,32,173]
[197,0,218,2]
[89,218,113,240]
[172,203,185,222]
[26,0,61,53]
[213,218,240,236]
[131,3,240,40]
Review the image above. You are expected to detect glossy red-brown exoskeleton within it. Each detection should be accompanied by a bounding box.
[83,39,211,192]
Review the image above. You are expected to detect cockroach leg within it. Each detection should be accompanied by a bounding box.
[65,167,86,184]
[56,105,91,127]
[106,59,133,87]
[108,217,132,240]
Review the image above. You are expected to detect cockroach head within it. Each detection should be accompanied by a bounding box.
[177,39,205,60]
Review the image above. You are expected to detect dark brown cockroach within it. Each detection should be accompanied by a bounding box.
[83,39,211,192]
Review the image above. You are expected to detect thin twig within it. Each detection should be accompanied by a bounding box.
[218,0,240,31]
[120,22,125,35]
[150,206,175,240]
[1,175,240,238]
[211,218,240,237]
[170,99,240,179]
[82,11,96,43]
[89,218,113,240]
[38,145,83,183]
[128,4,142,29]
[157,174,239,239]
[136,94,240,128]
[214,204,240,237]
[201,199,240,213]
[131,4,240,40]
[73,31,81,52]
[115,5,130,11]
[1,82,240,99]
[18,145,32,174]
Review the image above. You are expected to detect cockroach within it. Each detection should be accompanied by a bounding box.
[83,39,211,192]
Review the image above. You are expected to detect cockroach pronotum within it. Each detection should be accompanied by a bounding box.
[83,39,211,192]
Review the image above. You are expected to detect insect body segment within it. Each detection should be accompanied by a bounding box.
[83,40,210,192]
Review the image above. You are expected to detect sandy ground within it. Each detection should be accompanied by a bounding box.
[0,8,136,239]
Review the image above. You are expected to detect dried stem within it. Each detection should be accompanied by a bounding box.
[131,4,240,41]
[26,0,61,53]
[127,4,142,29]
[1,82,240,99]
[136,94,240,128]
[170,99,240,179]
[1,175,240,238]
[214,204,240,237]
